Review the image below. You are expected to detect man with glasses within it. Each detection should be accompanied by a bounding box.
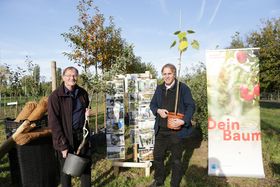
[149,63,195,187]
[48,66,91,187]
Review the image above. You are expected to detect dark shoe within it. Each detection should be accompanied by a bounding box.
[148,180,164,187]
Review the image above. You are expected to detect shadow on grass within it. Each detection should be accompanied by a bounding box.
[184,165,229,187]
[93,167,115,187]
[162,125,229,186]
[90,130,116,187]
[270,162,280,176]
[182,126,228,187]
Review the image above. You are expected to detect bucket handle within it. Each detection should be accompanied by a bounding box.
[76,116,89,155]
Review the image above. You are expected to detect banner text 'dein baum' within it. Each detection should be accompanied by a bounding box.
[208,117,261,141]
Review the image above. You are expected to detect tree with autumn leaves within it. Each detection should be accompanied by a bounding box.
[62,0,156,131]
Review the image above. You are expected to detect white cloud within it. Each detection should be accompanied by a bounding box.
[209,0,222,25]
[197,0,206,22]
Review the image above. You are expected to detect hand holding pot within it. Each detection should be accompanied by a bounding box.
[62,149,68,158]
[167,112,185,130]
[168,118,184,130]
[157,109,168,118]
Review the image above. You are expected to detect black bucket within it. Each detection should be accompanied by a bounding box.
[62,153,89,177]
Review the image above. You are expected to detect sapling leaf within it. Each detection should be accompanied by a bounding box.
[170,40,176,48]
[174,31,181,35]
[187,30,195,34]
[191,40,199,49]
[179,40,188,51]
[178,32,186,40]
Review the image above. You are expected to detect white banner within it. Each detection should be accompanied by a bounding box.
[206,48,265,178]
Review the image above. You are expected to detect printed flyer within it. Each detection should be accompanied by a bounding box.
[126,74,157,162]
[106,79,125,160]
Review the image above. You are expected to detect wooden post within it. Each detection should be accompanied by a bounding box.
[133,144,138,162]
[51,61,57,91]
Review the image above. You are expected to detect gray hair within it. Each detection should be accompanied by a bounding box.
[161,63,176,76]
[62,66,79,76]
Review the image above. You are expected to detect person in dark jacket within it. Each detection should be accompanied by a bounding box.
[149,63,195,187]
[48,66,91,187]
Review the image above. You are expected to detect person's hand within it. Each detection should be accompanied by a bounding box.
[168,118,184,130]
[61,149,68,158]
[85,108,90,117]
[85,108,92,120]
[157,109,168,118]
[173,118,184,126]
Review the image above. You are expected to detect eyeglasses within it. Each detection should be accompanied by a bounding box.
[64,74,78,78]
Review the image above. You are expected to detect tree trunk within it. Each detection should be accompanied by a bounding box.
[95,93,98,133]
[95,64,98,133]
[103,92,106,129]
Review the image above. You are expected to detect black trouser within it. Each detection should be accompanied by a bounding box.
[58,129,92,187]
[153,130,184,187]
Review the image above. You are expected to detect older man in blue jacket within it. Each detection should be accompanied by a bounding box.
[149,63,195,187]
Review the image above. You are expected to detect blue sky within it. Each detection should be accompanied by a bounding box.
[0,0,279,80]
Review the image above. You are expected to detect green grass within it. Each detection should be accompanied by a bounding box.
[0,120,11,187]
[0,101,279,186]
[260,101,280,182]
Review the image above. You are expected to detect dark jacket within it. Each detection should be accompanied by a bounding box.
[48,83,89,151]
[150,80,195,138]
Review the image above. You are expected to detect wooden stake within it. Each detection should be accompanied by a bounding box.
[51,61,57,91]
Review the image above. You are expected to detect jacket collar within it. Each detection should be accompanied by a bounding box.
[57,83,80,97]
[160,79,178,92]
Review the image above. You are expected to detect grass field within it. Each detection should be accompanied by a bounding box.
[0,101,279,187]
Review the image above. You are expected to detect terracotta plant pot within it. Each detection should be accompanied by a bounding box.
[167,112,184,130]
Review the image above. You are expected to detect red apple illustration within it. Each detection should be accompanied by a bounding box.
[253,84,260,96]
[240,85,249,98]
[236,51,248,64]
[243,93,254,101]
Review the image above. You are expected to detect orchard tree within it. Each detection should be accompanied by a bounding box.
[62,0,124,75]
[5,64,25,98]
[227,32,247,49]
[33,65,40,85]
[0,65,9,97]
[184,62,207,139]
[145,62,158,79]
[247,18,280,92]
[62,0,156,131]
[62,0,127,132]
[228,18,280,92]
[23,56,41,98]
